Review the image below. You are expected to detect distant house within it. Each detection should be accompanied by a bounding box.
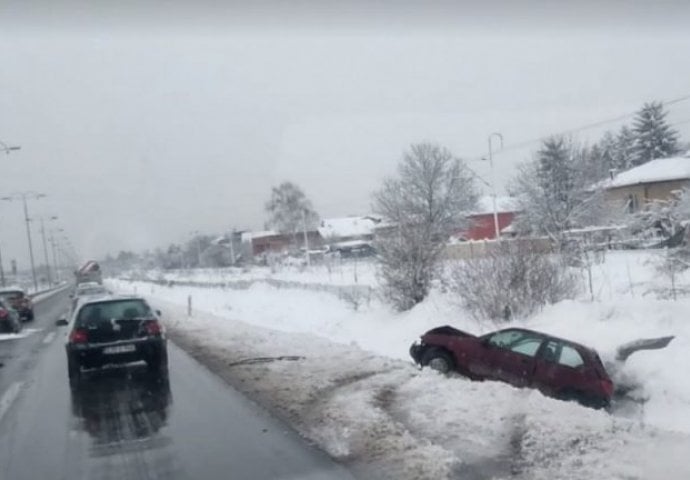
[241,229,323,258]
[453,196,521,241]
[318,215,382,256]
[604,154,690,212]
[241,230,291,257]
[201,233,243,266]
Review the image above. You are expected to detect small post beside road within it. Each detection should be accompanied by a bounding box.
[187,295,192,317]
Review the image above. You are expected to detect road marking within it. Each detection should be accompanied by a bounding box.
[42,331,57,345]
[0,381,24,424]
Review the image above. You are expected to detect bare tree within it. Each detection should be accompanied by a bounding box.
[265,182,319,244]
[447,241,578,322]
[373,142,477,311]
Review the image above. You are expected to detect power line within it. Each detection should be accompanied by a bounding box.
[464,92,690,161]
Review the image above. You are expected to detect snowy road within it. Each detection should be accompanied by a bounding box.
[0,290,354,480]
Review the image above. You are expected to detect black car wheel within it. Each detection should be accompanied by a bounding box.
[421,348,454,374]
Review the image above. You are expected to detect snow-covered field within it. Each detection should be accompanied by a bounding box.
[128,259,378,287]
[108,250,690,479]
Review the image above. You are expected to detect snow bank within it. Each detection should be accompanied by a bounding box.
[127,261,378,288]
[108,249,690,478]
[137,299,690,479]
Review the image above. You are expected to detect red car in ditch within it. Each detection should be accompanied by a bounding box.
[410,326,614,408]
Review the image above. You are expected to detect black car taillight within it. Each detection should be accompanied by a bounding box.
[144,320,162,336]
[69,328,89,344]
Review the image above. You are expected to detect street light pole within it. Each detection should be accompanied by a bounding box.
[0,244,5,287]
[22,196,39,291]
[189,230,202,267]
[49,234,59,282]
[302,209,311,267]
[0,140,20,154]
[487,133,504,241]
[38,216,58,286]
[2,192,45,292]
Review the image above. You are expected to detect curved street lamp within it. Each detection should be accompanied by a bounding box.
[487,133,504,240]
[35,215,59,286]
[0,140,20,154]
[1,192,46,292]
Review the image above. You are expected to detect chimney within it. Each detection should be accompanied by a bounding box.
[608,168,618,180]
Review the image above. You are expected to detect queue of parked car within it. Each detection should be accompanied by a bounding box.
[0,287,34,334]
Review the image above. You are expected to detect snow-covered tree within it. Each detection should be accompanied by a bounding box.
[512,137,605,241]
[579,142,610,185]
[631,101,680,166]
[265,182,319,243]
[373,142,477,311]
[448,240,579,321]
[615,125,637,171]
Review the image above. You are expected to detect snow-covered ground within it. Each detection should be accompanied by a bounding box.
[108,250,690,479]
[127,259,378,287]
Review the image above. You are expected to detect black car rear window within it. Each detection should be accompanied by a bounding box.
[77,300,152,326]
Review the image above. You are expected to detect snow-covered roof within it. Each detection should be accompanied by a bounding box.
[241,230,279,242]
[605,156,690,189]
[318,215,381,239]
[471,196,521,215]
[328,239,373,250]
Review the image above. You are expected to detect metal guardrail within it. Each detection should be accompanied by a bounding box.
[28,282,71,301]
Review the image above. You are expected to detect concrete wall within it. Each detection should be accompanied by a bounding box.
[444,237,553,260]
[606,179,690,212]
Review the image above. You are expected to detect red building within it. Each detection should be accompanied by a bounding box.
[454,196,520,241]
[241,230,323,257]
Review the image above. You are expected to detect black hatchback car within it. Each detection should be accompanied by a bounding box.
[58,296,167,384]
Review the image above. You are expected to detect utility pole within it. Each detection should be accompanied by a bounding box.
[302,209,311,267]
[487,133,504,241]
[49,235,60,283]
[22,196,38,291]
[1,192,45,292]
[0,244,5,287]
[228,230,236,265]
[196,237,202,267]
[39,217,57,286]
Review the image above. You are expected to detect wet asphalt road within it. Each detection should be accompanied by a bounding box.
[0,290,354,480]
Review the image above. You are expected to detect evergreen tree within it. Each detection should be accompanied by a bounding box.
[512,136,606,239]
[599,130,624,173]
[631,101,679,166]
[536,137,576,209]
[615,125,637,171]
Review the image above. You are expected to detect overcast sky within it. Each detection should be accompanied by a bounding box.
[1,1,690,265]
